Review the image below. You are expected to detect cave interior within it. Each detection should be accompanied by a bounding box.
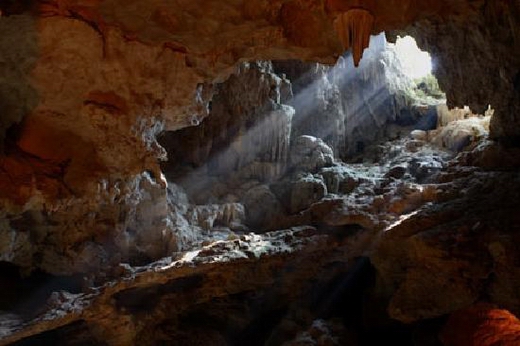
[1,1,520,345]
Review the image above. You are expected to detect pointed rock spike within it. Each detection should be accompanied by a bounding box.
[333,8,374,67]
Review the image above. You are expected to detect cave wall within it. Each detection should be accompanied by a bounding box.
[159,61,293,183]
[1,2,520,341]
[0,0,519,276]
[165,33,438,181]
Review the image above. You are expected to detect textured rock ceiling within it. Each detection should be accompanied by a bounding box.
[1,1,514,181]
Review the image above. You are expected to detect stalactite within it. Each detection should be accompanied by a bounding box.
[333,8,374,67]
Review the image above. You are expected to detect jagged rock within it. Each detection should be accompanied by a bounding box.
[160,61,293,182]
[408,156,445,182]
[0,171,178,274]
[166,183,249,248]
[166,183,190,214]
[0,227,363,346]
[385,183,435,215]
[275,33,443,161]
[188,203,246,231]
[455,140,520,171]
[274,60,347,158]
[242,185,285,231]
[282,319,354,346]
[410,130,427,141]
[166,183,205,250]
[372,168,520,323]
[384,165,407,180]
[288,174,327,214]
[319,166,358,194]
[403,139,425,152]
[0,0,519,274]
[122,172,176,262]
[430,116,490,152]
[290,136,334,172]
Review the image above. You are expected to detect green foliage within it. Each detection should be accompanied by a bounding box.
[413,74,445,100]
[400,73,445,106]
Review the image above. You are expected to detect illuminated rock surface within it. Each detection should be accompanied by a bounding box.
[0,1,520,345]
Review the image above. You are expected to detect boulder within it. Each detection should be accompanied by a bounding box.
[188,203,246,231]
[290,135,334,172]
[289,174,327,214]
[242,185,285,231]
[319,166,359,194]
[384,165,407,180]
[410,129,427,141]
[430,116,490,152]
[408,156,445,182]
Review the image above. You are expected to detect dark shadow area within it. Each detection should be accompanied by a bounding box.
[0,12,39,154]
[154,290,289,346]
[114,274,204,314]
[307,257,445,346]
[513,71,520,94]
[0,0,36,16]
[230,307,288,346]
[497,135,520,148]
[0,261,83,318]
[10,320,107,346]
[311,257,374,321]
[315,223,365,241]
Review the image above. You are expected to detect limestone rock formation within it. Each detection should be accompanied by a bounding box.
[0,170,177,274]
[275,33,444,161]
[273,59,348,158]
[242,184,285,231]
[430,116,490,152]
[372,143,520,323]
[3,108,520,345]
[1,0,519,275]
[319,166,358,195]
[287,174,327,214]
[333,9,375,67]
[159,61,293,182]
[0,227,369,345]
[290,136,334,173]
[1,1,520,344]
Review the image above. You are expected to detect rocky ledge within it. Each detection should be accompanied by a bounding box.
[0,226,368,345]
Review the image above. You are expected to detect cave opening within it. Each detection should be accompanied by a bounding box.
[393,36,432,79]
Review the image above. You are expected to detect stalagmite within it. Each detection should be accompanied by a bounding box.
[333,9,375,67]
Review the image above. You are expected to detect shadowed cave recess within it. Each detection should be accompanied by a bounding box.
[1,1,520,345]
